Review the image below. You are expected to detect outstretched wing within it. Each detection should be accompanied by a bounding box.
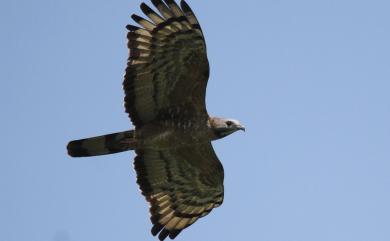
[124,0,210,128]
[134,142,224,240]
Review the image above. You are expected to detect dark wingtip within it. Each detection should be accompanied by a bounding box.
[126,24,139,31]
[158,229,170,241]
[151,0,164,8]
[131,14,143,22]
[140,2,152,14]
[163,0,175,5]
[180,0,191,13]
[169,229,182,239]
[151,223,164,236]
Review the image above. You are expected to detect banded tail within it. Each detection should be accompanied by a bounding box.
[67,130,136,157]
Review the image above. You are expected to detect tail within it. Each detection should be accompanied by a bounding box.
[67,130,136,157]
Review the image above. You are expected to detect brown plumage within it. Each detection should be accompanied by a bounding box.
[67,1,244,240]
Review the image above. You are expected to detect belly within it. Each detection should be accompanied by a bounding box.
[136,124,209,149]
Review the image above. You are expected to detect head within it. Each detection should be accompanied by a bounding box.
[209,117,245,140]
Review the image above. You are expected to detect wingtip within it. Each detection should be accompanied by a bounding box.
[151,223,164,236]
[158,229,170,241]
[131,14,142,22]
[151,0,163,6]
[163,0,174,4]
[126,24,139,31]
[140,2,151,13]
[180,0,190,12]
[169,229,182,239]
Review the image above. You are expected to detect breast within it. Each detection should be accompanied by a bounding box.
[137,122,210,149]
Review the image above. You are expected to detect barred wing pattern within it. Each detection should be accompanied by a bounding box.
[134,143,224,240]
[124,0,210,128]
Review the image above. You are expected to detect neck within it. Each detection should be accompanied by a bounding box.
[210,130,229,140]
[207,117,230,140]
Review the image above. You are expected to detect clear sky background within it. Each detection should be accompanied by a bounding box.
[1,0,389,241]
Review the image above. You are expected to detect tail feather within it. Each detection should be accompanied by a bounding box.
[67,130,136,157]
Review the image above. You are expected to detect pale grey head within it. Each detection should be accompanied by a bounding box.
[209,117,245,140]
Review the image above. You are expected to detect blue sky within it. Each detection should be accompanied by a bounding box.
[1,0,389,241]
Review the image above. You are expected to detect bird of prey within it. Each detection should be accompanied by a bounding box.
[67,0,244,240]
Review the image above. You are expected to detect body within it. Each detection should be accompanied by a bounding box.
[137,116,244,148]
[67,117,244,156]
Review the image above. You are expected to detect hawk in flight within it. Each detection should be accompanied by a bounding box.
[67,0,244,240]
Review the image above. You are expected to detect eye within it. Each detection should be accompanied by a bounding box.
[226,121,233,126]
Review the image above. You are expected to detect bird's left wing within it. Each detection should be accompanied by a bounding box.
[134,142,224,240]
[124,0,210,128]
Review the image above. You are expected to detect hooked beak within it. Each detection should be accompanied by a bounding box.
[237,125,246,132]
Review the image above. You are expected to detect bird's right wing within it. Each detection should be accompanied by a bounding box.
[124,0,210,128]
[134,142,224,240]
